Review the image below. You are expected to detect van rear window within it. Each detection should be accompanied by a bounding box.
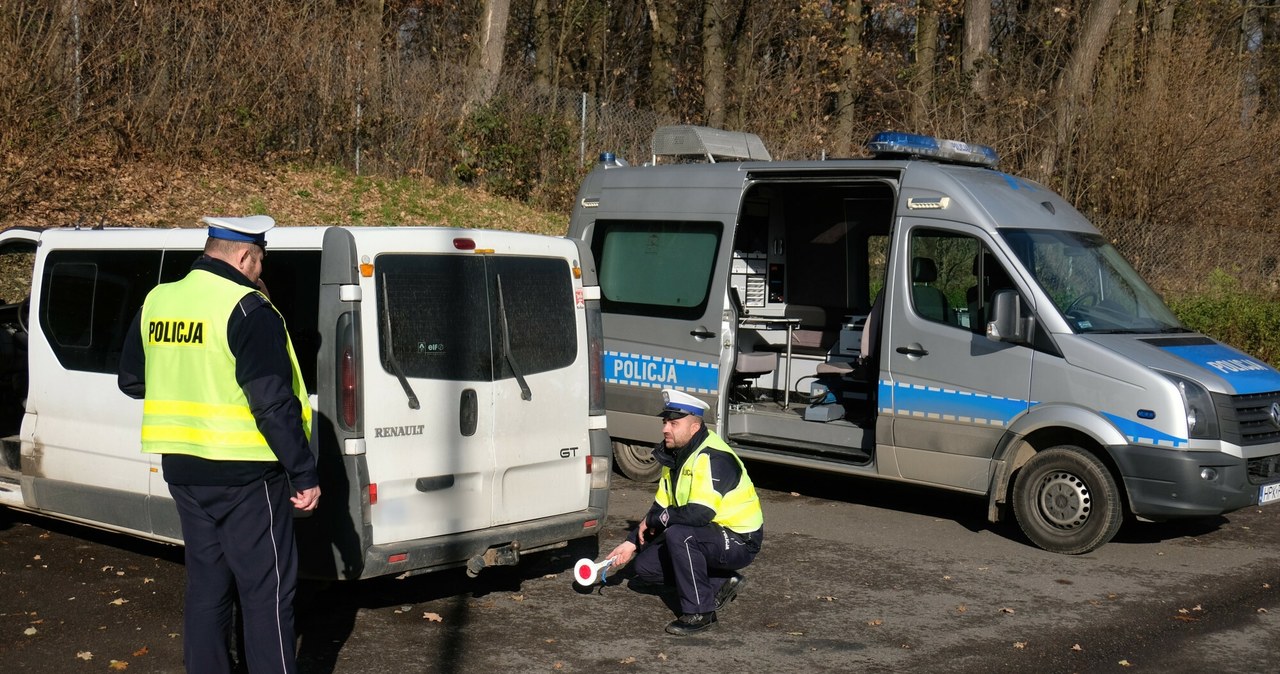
[376,254,576,382]
[591,220,721,320]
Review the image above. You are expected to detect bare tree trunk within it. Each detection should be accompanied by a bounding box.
[645,0,675,117]
[1040,0,1122,181]
[702,0,726,128]
[962,0,990,98]
[912,0,939,128]
[1146,0,1175,99]
[1097,0,1137,107]
[464,0,512,114]
[533,0,551,90]
[834,0,864,156]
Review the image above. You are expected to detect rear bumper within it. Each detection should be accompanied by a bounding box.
[358,505,607,580]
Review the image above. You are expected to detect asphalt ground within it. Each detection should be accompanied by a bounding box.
[3,463,1280,672]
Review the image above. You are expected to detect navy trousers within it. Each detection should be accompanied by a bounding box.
[632,523,760,614]
[169,472,299,674]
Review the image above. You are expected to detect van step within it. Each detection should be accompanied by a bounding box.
[730,434,872,465]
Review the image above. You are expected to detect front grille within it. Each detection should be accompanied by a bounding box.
[1214,390,1280,447]
[1248,454,1280,485]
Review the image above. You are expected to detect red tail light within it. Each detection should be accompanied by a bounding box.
[368,482,378,505]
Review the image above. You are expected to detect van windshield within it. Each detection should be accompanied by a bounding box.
[1001,229,1185,334]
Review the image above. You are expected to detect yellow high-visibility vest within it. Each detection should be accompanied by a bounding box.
[139,269,310,461]
[656,431,764,533]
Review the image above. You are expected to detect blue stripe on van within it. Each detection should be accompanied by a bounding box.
[879,380,1032,427]
[1102,412,1187,448]
[603,351,720,394]
[878,380,1188,448]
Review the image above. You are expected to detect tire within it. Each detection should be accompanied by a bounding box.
[612,440,661,482]
[1011,446,1122,555]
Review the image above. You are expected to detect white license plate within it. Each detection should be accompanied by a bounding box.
[1260,482,1280,506]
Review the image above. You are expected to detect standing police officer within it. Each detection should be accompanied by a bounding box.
[118,215,319,673]
[605,389,764,635]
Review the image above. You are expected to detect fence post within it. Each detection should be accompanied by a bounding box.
[580,92,587,166]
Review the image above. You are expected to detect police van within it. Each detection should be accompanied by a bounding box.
[0,224,610,579]
[567,125,1280,554]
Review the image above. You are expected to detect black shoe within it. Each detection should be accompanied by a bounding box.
[665,612,718,636]
[714,573,746,612]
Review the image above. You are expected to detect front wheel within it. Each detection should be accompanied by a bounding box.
[1012,446,1122,555]
[612,440,661,482]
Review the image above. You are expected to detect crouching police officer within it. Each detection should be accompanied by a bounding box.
[605,389,764,635]
[118,215,319,673]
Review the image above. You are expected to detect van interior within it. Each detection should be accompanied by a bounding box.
[722,179,895,465]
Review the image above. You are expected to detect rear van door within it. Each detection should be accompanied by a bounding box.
[486,239,592,525]
[361,231,497,543]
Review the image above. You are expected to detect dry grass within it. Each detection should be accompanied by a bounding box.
[0,153,566,236]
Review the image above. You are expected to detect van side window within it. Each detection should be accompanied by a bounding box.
[907,229,979,330]
[40,250,162,374]
[375,254,576,382]
[591,220,721,320]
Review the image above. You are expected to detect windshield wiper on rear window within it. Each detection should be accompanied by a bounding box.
[496,274,532,401]
[381,280,420,410]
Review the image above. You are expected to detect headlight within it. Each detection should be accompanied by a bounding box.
[1159,372,1219,440]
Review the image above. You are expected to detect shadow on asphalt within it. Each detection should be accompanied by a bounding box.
[294,535,599,673]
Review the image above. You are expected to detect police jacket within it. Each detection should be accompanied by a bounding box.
[628,424,763,550]
[118,256,318,489]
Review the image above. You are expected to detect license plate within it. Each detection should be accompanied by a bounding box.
[1260,482,1280,506]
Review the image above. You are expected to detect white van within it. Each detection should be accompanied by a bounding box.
[567,126,1280,554]
[0,224,610,580]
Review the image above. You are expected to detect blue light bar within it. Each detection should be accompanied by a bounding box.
[866,131,999,168]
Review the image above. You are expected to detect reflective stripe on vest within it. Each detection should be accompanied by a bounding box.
[140,269,311,461]
[656,431,764,534]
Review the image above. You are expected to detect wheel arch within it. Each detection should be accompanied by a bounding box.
[987,404,1130,523]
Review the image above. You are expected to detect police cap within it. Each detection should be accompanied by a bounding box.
[658,389,709,420]
[202,215,275,247]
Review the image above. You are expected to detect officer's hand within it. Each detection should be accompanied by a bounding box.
[605,540,636,568]
[637,518,650,545]
[292,486,321,511]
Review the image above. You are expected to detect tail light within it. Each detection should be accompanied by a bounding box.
[336,311,361,432]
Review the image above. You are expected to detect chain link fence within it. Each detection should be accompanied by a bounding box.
[1100,217,1280,299]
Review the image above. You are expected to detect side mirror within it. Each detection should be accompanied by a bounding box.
[987,290,1033,344]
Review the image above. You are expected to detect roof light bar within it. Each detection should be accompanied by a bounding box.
[867,131,999,168]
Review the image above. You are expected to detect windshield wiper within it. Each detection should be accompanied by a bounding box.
[380,280,420,410]
[495,274,532,401]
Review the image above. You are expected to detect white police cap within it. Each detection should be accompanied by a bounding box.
[658,389,709,419]
[201,215,275,246]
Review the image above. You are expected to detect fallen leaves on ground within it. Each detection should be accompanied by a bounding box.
[23,626,37,636]
[619,656,636,664]
[108,661,129,670]
[1000,607,1016,614]
[76,651,93,660]
[1119,659,1132,667]
[109,598,129,606]
[817,595,836,602]
[510,594,525,602]
[1071,644,1083,652]
[132,646,149,657]
[422,612,443,622]
[866,619,883,627]
[1013,641,1027,649]
[956,605,967,614]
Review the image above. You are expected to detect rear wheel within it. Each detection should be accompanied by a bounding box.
[612,440,661,482]
[1012,446,1122,555]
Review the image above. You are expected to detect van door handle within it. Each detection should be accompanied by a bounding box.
[690,329,716,339]
[896,345,929,357]
[460,389,478,436]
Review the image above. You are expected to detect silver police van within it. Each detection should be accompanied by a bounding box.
[567,125,1280,554]
[0,224,610,579]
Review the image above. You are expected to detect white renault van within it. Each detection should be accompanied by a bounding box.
[567,126,1280,554]
[0,224,610,580]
